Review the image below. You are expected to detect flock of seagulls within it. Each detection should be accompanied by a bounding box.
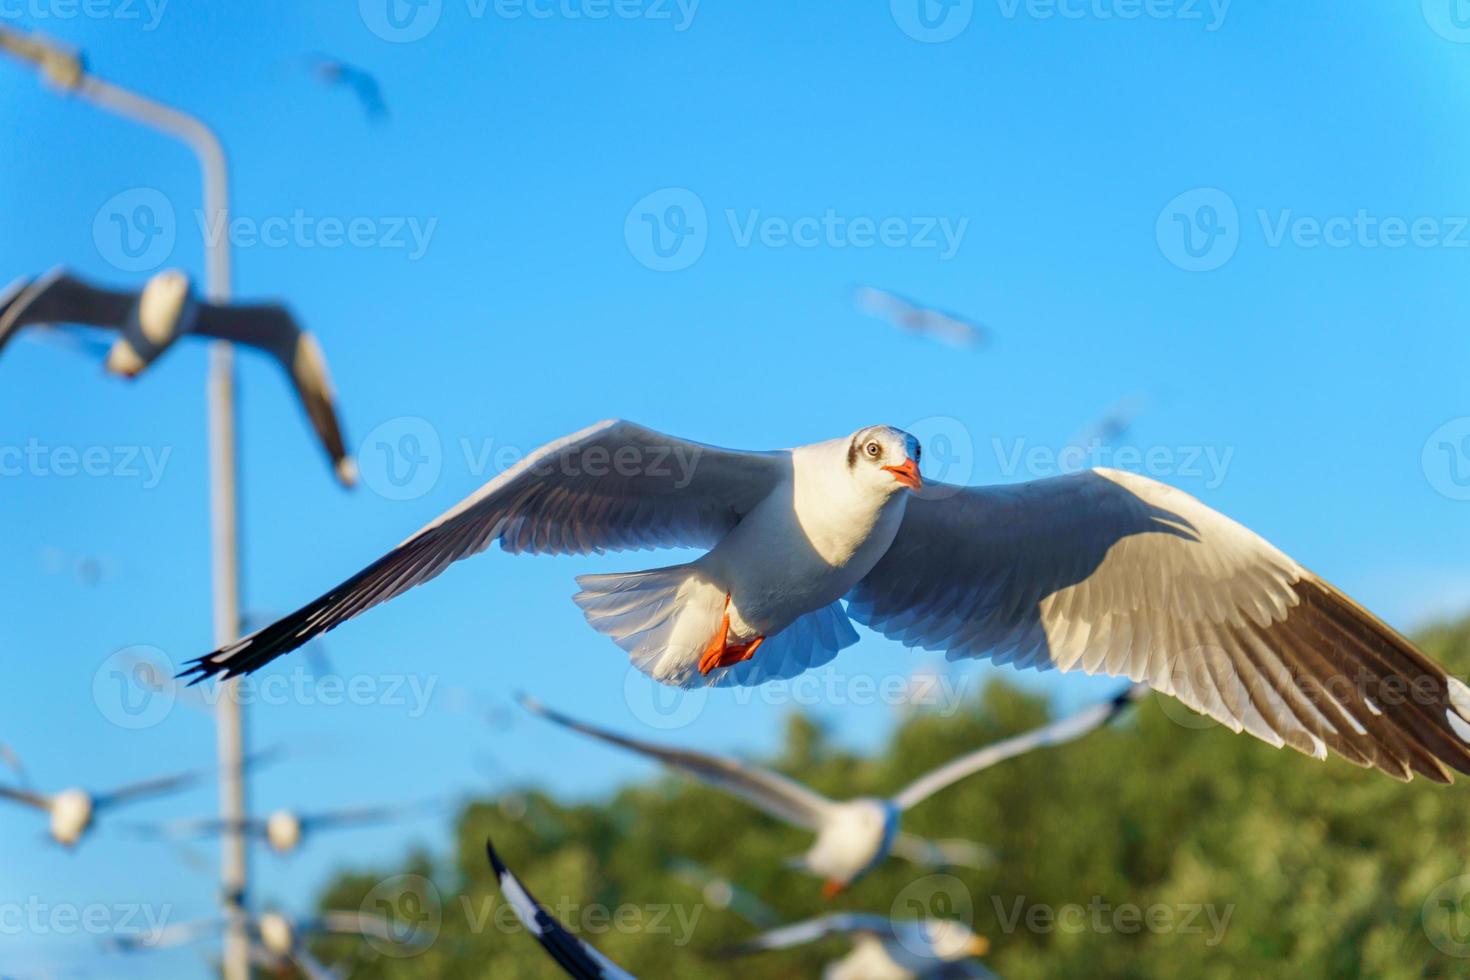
[6,92,1463,969]
[0,267,355,485]
[520,686,1142,897]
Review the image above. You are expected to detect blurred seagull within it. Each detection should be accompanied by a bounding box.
[667,857,780,928]
[486,837,635,979]
[854,286,988,349]
[722,914,995,979]
[126,800,434,854]
[306,54,388,121]
[0,766,205,849]
[0,267,355,486]
[107,911,392,979]
[520,686,1140,897]
[183,420,1470,788]
[0,748,279,848]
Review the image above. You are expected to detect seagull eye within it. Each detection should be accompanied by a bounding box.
[865,442,881,458]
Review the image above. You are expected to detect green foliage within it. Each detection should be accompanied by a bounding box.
[308,622,1470,978]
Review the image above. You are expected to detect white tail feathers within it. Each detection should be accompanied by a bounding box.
[574,566,860,689]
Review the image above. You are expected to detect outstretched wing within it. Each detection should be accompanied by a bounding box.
[720,914,894,956]
[520,695,834,831]
[0,268,132,353]
[850,468,1470,783]
[192,302,355,487]
[184,421,788,681]
[0,785,50,811]
[892,682,1146,810]
[486,838,636,980]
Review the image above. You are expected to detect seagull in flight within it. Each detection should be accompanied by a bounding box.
[183,420,1470,785]
[106,911,392,980]
[0,267,355,486]
[0,748,279,848]
[125,800,435,854]
[306,55,388,122]
[722,914,996,979]
[0,766,205,849]
[486,837,634,979]
[854,286,989,349]
[521,686,1139,896]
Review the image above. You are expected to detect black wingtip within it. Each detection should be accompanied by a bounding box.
[485,836,509,877]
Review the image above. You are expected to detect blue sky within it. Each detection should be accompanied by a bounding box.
[3,1,1470,975]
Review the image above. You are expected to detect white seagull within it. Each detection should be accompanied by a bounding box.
[722,914,995,980]
[0,266,355,486]
[0,766,205,849]
[0,748,278,848]
[184,420,1470,785]
[486,837,634,979]
[106,911,392,980]
[126,800,434,854]
[854,286,989,349]
[521,685,1140,897]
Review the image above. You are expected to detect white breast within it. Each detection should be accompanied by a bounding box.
[702,439,907,639]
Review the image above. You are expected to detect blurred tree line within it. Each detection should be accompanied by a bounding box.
[308,617,1470,978]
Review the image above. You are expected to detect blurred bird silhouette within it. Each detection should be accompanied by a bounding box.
[125,799,439,855]
[854,286,989,349]
[520,688,1140,897]
[721,914,997,979]
[306,54,388,122]
[0,267,356,486]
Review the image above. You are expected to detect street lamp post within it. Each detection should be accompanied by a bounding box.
[1,27,251,980]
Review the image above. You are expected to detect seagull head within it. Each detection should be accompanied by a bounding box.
[921,919,990,961]
[847,426,922,493]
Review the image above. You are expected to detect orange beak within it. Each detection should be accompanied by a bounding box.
[882,459,922,490]
[822,879,846,900]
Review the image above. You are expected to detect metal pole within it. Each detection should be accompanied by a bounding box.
[1,29,250,980]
